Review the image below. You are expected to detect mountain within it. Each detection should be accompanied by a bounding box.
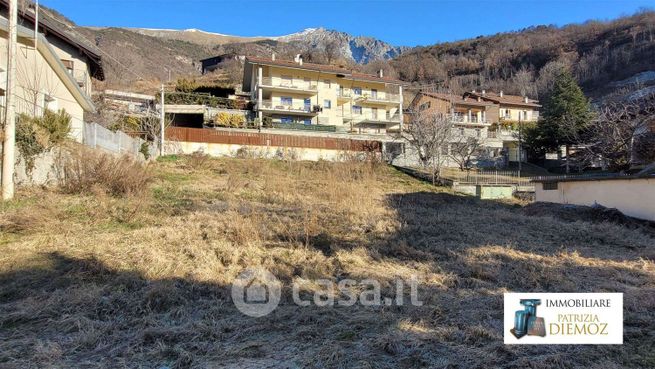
[390,10,655,101]
[127,27,407,64]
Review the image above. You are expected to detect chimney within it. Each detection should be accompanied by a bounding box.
[524,96,529,103]
[482,89,486,96]
[377,69,384,78]
[271,53,276,61]
[477,97,481,102]
[499,91,504,97]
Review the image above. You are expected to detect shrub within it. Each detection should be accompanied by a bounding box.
[187,151,212,170]
[57,147,152,196]
[214,112,246,128]
[16,110,71,171]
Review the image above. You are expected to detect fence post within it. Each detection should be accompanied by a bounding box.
[93,123,97,149]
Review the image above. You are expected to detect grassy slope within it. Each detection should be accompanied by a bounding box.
[0,157,654,368]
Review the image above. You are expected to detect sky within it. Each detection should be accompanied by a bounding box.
[41,0,655,46]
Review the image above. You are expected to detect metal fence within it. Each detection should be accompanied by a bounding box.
[442,169,535,187]
[83,122,157,159]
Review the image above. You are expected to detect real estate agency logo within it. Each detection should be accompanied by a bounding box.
[504,293,623,344]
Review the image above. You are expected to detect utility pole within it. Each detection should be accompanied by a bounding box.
[160,84,165,156]
[517,114,522,178]
[2,0,18,200]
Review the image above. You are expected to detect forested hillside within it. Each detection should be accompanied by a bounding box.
[391,10,655,99]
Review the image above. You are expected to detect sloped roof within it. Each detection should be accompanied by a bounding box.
[418,92,496,107]
[244,56,403,85]
[0,0,104,80]
[0,17,95,112]
[465,91,541,107]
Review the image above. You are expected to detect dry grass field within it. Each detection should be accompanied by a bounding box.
[1,154,654,369]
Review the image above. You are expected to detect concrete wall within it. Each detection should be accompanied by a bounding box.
[535,178,655,221]
[166,140,377,162]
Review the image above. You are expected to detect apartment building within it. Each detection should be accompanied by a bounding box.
[408,91,541,163]
[464,90,540,123]
[242,55,403,135]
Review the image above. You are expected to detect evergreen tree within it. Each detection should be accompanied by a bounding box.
[537,70,592,172]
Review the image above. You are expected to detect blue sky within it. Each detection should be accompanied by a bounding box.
[42,0,654,46]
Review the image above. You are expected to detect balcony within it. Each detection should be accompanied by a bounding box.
[450,114,490,126]
[258,77,318,94]
[355,112,401,125]
[257,100,319,116]
[356,92,401,105]
[336,89,352,102]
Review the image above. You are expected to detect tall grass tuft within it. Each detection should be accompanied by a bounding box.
[57,147,152,196]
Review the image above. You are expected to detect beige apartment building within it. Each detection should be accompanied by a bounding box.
[242,56,404,134]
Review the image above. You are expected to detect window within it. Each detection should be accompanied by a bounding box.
[419,102,431,111]
[523,111,528,120]
[352,105,362,115]
[324,80,331,88]
[281,96,292,106]
[353,87,362,96]
[61,59,74,74]
[543,182,558,191]
[281,117,293,124]
[371,89,378,98]
[475,128,481,138]
[324,99,331,109]
[371,107,378,119]
[303,118,312,125]
[459,127,465,136]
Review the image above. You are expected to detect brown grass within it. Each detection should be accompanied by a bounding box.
[0,155,653,368]
[57,147,153,196]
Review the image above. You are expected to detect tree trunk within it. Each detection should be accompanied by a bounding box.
[565,144,570,174]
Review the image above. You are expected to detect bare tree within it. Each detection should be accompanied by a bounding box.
[403,110,453,184]
[448,134,486,172]
[571,94,655,171]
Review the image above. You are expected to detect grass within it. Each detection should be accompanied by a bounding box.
[0,156,654,368]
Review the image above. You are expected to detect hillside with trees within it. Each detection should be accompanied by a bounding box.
[391,10,655,100]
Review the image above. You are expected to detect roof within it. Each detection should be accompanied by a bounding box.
[465,91,541,108]
[242,56,403,91]
[0,17,95,112]
[0,1,104,80]
[416,92,496,107]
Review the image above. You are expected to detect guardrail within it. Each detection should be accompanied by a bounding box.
[259,77,317,91]
[271,123,337,132]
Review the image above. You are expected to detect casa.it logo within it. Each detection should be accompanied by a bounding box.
[510,299,546,339]
[231,268,282,318]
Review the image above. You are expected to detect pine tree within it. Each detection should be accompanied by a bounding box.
[538,70,592,172]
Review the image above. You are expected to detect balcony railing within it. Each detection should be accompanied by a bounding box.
[451,114,488,125]
[259,100,318,114]
[356,112,401,124]
[358,92,401,103]
[259,77,318,92]
[337,89,352,99]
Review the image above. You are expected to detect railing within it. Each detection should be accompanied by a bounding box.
[259,77,318,91]
[259,100,315,113]
[356,112,401,123]
[271,122,337,132]
[487,129,517,139]
[451,114,488,124]
[337,89,352,98]
[441,169,535,187]
[359,92,401,103]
